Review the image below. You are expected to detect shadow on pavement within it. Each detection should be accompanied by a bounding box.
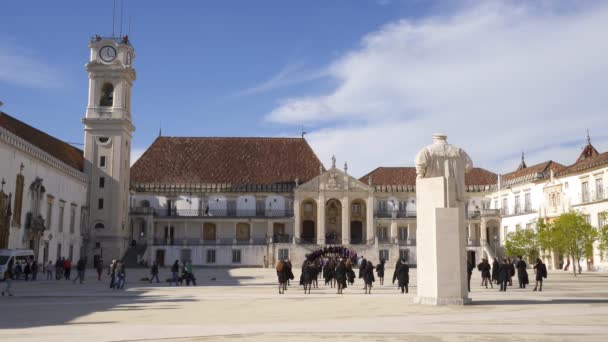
[474,298,608,306]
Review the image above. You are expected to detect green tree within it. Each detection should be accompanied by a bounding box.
[552,211,598,276]
[504,227,539,262]
[598,212,608,259]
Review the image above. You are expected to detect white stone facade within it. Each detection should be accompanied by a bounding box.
[0,125,88,263]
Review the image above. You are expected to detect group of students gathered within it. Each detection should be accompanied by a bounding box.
[276,255,411,295]
[471,257,548,292]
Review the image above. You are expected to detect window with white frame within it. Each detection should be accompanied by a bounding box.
[206,249,216,263]
[278,248,289,261]
[58,201,65,232]
[524,193,532,212]
[379,249,389,262]
[232,249,241,263]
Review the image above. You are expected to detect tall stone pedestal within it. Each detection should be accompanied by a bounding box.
[413,176,470,305]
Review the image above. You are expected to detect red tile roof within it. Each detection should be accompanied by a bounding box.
[557,150,608,176]
[0,111,84,171]
[130,137,324,187]
[359,167,497,186]
[501,160,565,186]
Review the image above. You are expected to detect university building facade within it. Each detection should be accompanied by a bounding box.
[1,36,607,271]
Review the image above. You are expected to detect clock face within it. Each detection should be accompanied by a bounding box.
[99,46,117,62]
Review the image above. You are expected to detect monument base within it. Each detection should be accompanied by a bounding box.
[413,296,472,306]
[415,177,470,306]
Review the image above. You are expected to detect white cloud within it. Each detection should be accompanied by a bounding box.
[0,42,63,89]
[266,1,608,177]
[233,60,327,97]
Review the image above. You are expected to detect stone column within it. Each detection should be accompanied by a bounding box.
[267,220,274,243]
[366,196,374,244]
[293,199,300,244]
[341,196,350,245]
[480,219,487,245]
[390,220,398,244]
[146,217,154,246]
[317,194,325,245]
[467,223,472,242]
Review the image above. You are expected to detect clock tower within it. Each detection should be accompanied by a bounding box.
[82,35,135,264]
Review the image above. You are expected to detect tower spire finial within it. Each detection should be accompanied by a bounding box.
[587,129,591,144]
[517,150,527,170]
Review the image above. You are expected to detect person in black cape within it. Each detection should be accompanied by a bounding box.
[392,259,410,294]
[498,258,510,292]
[491,257,499,285]
[376,259,385,285]
[533,258,547,292]
[515,256,529,289]
[335,259,348,294]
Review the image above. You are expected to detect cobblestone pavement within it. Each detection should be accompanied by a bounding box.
[1,268,607,342]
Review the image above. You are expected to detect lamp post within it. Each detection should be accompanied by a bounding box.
[493,235,498,257]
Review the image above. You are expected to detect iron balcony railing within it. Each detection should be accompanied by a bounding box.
[398,238,416,246]
[152,237,268,246]
[374,210,417,218]
[132,208,294,218]
[580,189,607,204]
[272,234,292,243]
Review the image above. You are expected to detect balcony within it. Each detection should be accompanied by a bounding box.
[578,189,607,205]
[133,208,294,218]
[500,208,536,217]
[397,238,416,246]
[374,210,417,219]
[466,209,500,219]
[153,237,269,246]
[272,234,292,243]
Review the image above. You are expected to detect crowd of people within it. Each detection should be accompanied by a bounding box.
[276,251,411,295]
[1,257,90,296]
[472,256,548,292]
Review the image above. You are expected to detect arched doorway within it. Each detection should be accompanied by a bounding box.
[300,199,317,244]
[325,199,342,244]
[350,199,366,244]
[486,219,500,257]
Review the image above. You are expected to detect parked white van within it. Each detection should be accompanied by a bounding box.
[0,249,35,280]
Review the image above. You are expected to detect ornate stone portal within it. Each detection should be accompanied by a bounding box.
[413,134,473,305]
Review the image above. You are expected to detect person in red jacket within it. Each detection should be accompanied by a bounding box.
[63,259,72,280]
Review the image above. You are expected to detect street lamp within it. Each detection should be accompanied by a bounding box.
[493,235,498,257]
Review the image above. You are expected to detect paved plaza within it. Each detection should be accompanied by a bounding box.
[1,268,608,342]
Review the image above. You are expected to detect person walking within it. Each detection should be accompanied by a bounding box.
[170,260,180,286]
[23,260,31,281]
[109,260,117,289]
[2,258,14,296]
[363,260,375,294]
[55,258,63,280]
[64,258,72,280]
[375,259,385,285]
[466,257,474,292]
[491,257,499,285]
[96,259,104,281]
[516,256,529,289]
[498,258,510,292]
[477,258,493,289]
[185,261,196,286]
[73,258,86,284]
[533,258,547,291]
[392,259,410,294]
[507,257,515,287]
[45,261,53,280]
[31,260,39,281]
[150,261,160,283]
[116,260,126,289]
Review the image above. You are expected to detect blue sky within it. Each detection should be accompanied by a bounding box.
[1,0,607,177]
